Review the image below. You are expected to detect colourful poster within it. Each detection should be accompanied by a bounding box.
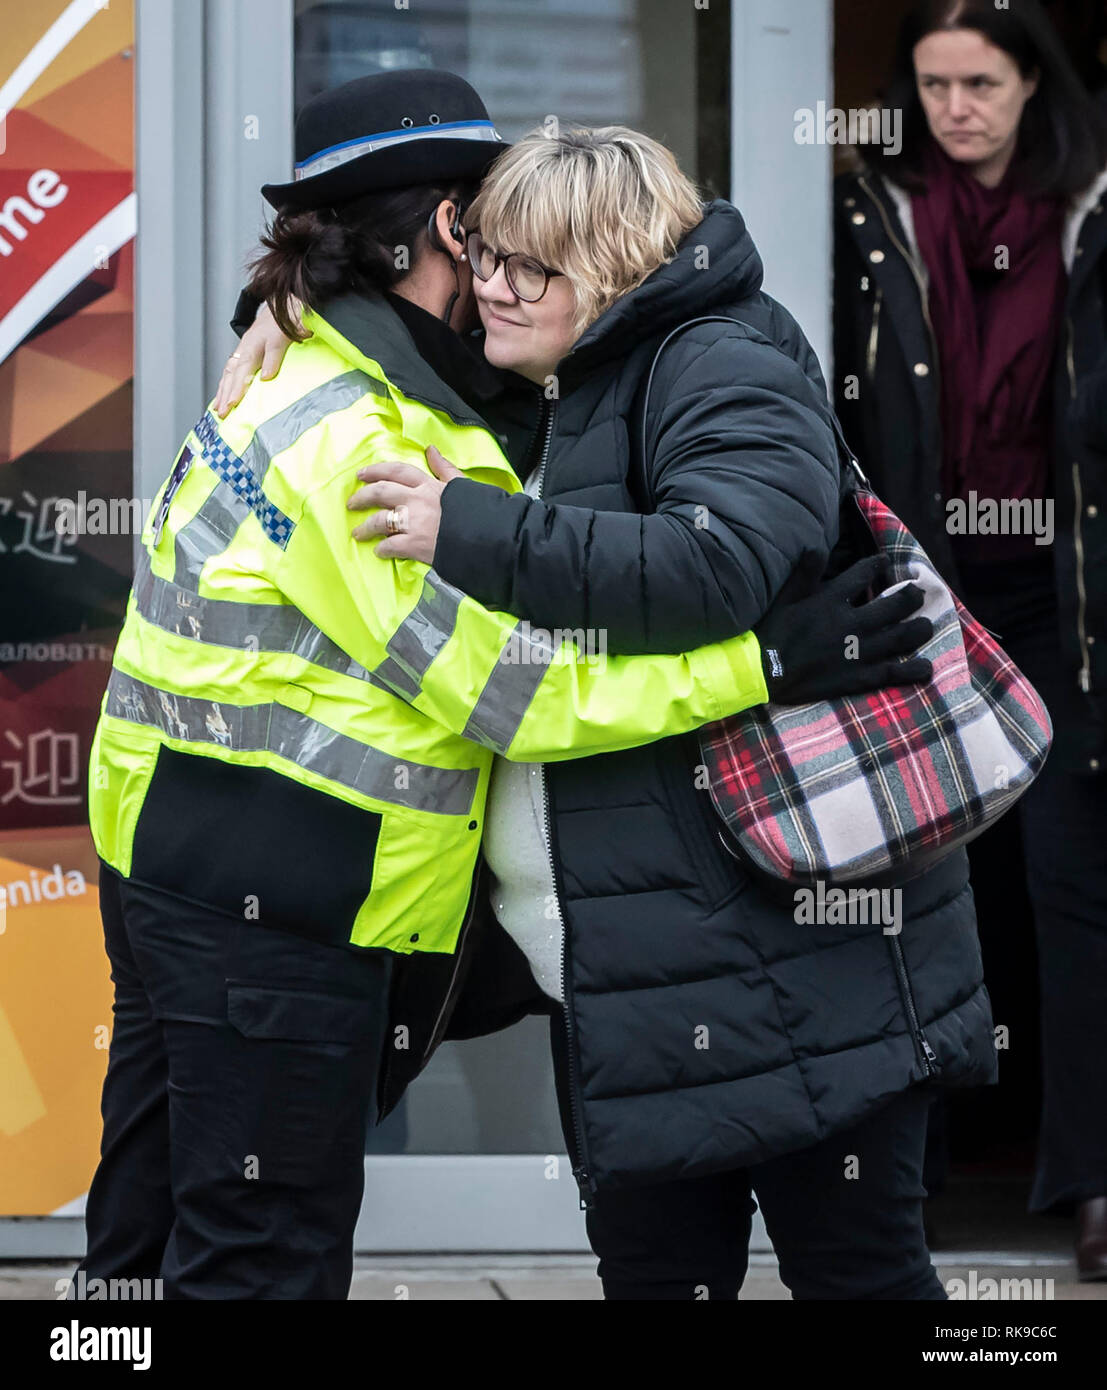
[0,0,134,1214]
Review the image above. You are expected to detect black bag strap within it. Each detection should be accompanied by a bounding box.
[635,314,870,511]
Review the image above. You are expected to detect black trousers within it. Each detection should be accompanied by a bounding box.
[956,553,1107,1214]
[550,1014,946,1300]
[76,864,391,1300]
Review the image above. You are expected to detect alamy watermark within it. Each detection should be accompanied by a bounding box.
[498,620,608,669]
[49,1320,153,1372]
[53,493,154,537]
[945,492,1054,547]
[794,882,903,935]
[794,102,903,156]
[944,1271,1056,1301]
[56,1272,163,1301]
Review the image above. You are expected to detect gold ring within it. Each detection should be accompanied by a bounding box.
[386,508,402,537]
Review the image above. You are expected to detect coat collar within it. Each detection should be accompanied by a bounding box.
[881,178,923,280]
[1061,167,1107,271]
[310,289,496,433]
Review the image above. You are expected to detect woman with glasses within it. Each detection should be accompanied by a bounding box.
[226,120,997,1300]
[466,234,564,300]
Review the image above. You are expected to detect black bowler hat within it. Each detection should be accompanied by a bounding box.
[262,69,511,210]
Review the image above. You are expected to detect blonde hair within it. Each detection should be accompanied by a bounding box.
[467,125,705,335]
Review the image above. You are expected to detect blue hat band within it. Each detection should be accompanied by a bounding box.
[294,119,502,181]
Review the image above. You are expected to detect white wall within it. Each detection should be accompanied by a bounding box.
[731,0,833,378]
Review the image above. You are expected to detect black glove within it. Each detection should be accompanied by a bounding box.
[230,287,263,339]
[754,551,933,705]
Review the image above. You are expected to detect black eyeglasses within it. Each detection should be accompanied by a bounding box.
[466,232,564,303]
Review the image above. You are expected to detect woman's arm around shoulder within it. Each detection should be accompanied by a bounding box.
[432,322,842,654]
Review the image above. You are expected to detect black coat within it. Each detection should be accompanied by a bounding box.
[430,200,998,1200]
[834,163,1107,778]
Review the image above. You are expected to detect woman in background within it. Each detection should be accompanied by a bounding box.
[834,0,1107,1276]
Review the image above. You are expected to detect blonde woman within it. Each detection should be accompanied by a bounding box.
[222,123,987,1300]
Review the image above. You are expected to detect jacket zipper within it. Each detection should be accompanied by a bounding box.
[418,867,482,1067]
[542,765,595,1210]
[532,398,595,1209]
[1066,318,1093,694]
[865,286,882,384]
[856,174,943,397]
[887,933,938,1077]
[533,395,557,493]
[374,865,483,1124]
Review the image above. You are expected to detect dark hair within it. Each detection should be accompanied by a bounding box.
[873,0,1107,198]
[247,181,476,338]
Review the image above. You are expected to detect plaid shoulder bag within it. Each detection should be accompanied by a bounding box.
[638,317,1054,886]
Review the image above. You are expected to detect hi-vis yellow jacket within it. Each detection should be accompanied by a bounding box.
[89,292,768,957]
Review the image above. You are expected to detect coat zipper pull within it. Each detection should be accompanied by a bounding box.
[573,1166,595,1212]
[919,1034,939,1070]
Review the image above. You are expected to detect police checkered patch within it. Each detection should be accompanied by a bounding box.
[193,412,296,547]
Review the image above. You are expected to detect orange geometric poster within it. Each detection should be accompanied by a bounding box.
[0,0,134,1215]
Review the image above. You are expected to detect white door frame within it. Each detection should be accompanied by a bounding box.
[133,0,294,509]
[731,0,834,378]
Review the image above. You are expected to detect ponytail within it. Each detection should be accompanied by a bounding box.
[247,182,476,338]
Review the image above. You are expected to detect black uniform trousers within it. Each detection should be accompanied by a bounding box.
[75,863,392,1300]
[550,1015,946,1301]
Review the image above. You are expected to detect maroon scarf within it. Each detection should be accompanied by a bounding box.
[911,142,1067,509]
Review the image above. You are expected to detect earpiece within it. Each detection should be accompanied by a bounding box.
[427,200,467,325]
[426,201,465,252]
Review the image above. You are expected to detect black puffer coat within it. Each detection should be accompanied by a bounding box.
[433,201,998,1201]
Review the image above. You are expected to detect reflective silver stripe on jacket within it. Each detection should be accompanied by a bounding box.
[105,670,478,816]
[134,552,471,704]
[461,623,555,753]
[369,571,464,700]
[133,554,384,686]
[173,371,384,587]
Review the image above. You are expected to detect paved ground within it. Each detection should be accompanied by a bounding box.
[0,1251,1103,1300]
[2,1178,1102,1300]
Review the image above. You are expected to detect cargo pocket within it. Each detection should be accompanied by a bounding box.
[223,984,384,1188]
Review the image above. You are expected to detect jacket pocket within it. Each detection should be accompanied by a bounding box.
[658,735,750,909]
[131,746,381,945]
[227,985,378,1042]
